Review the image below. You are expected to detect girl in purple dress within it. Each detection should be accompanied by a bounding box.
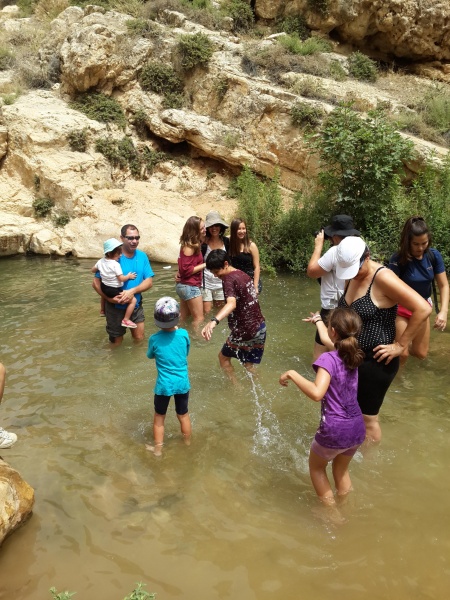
[279,308,365,508]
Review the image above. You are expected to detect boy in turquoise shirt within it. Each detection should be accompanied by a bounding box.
[146,297,191,456]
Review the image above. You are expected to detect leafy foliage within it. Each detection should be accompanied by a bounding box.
[308,103,414,232]
[278,34,332,56]
[126,18,160,39]
[291,101,325,128]
[222,0,254,33]
[95,136,168,178]
[276,15,310,40]
[178,33,214,70]
[70,93,126,129]
[67,128,88,152]
[139,62,183,95]
[232,166,282,272]
[347,51,378,82]
[32,197,54,217]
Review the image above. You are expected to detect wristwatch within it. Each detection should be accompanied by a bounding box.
[210,317,220,325]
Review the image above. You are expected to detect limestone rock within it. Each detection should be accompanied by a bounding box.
[0,459,34,546]
[254,0,450,62]
[58,9,154,95]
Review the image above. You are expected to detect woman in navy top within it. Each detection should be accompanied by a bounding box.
[389,216,449,363]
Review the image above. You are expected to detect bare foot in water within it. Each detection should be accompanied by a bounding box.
[312,502,347,526]
[145,443,163,457]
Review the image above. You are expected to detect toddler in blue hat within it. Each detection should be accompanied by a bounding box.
[91,238,138,328]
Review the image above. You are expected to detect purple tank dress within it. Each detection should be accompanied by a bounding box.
[313,350,365,449]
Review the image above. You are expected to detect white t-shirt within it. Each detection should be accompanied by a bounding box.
[203,244,225,291]
[317,245,345,309]
[95,257,123,288]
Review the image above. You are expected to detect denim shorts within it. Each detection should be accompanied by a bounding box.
[176,283,201,301]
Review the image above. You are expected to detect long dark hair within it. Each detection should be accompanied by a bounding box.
[329,308,364,370]
[229,218,251,257]
[397,216,431,265]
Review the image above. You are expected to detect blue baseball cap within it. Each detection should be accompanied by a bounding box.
[103,238,123,254]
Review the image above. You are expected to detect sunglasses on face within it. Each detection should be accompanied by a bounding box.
[124,236,140,241]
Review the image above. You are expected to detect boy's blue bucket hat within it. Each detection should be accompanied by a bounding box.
[103,238,123,254]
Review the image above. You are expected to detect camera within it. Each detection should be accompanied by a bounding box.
[312,228,330,240]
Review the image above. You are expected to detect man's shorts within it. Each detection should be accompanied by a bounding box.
[221,322,266,364]
[201,287,225,302]
[154,392,189,416]
[105,302,144,342]
[176,283,201,301]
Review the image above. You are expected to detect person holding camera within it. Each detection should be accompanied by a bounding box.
[307,215,361,359]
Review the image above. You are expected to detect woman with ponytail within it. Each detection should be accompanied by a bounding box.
[279,308,365,509]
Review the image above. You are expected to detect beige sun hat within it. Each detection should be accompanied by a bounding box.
[205,210,229,229]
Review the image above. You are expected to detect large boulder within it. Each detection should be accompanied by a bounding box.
[0,459,34,546]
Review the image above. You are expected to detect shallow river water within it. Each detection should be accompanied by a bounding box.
[0,255,450,600]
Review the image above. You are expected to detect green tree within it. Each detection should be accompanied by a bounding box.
[309,103,414,232]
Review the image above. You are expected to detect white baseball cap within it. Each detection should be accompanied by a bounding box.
[336,236,368,279]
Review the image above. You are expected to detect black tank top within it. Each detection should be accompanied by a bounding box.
[339,267,397,353]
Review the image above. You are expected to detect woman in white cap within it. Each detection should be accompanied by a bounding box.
[202,210,230,315]
[311,236,431,444]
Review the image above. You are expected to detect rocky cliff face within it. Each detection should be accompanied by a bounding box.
[254,0,450,62]
[0,2,448,261]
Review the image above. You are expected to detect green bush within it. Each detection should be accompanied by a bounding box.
[308,102,414,233]
[139,62,183,95]
[161,91,184,109]
[278,34,332,56]
[307,0,329,16]
[232,166,282,271]
[33,197,54,217]
[291,101,325,128]
[67,128,88,152]
[347,51,378,82]
[178,33,214,70]
[133,109,148,139]
[328,59,347,81]
[222,0,255,33]
[420,84,450,134]
[141,146,168,173]
[276,15,310,40]
[126,18,159,38]
[214,76,229,102]
[96,136,168,178]
[70,93,127,129]
[53,212,70,227]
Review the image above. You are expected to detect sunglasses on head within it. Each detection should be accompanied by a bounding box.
[124,236,140,241]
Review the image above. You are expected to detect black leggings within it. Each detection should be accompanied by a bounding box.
[357,353,400,416]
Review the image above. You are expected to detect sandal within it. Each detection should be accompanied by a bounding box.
[121,319,137,329]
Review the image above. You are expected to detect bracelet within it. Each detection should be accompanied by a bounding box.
[210,317,220,325]
[313,317,322,324]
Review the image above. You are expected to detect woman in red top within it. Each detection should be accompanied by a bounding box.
[176,216,206,328]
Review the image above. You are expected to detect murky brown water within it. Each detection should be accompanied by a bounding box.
[0,256,449,599]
